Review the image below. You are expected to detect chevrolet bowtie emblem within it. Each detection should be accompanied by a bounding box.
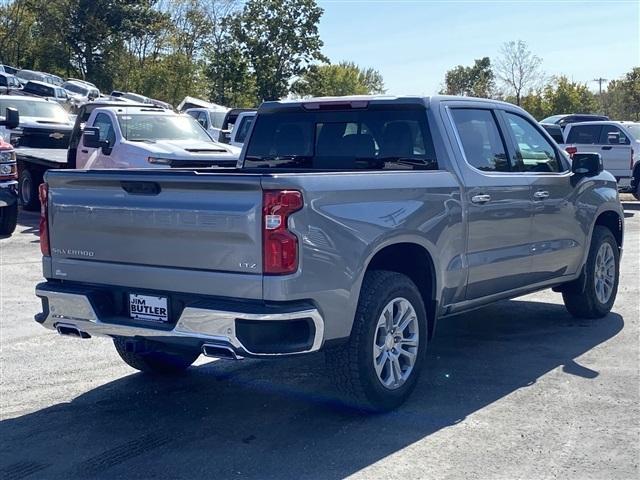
[49,132,65,140]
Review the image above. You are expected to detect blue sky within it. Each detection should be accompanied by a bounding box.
[317,0,640,95]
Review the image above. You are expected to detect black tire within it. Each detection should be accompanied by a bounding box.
[633,177,640,201]
[113,338,199,374]
[562,226,620,318]
[325,271,428,413]
[0,203,18,236]
[19,169,40,211]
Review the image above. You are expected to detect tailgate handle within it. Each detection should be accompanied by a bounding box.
[121,181,161,195]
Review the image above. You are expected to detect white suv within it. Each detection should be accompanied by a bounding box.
[562,121,640,198]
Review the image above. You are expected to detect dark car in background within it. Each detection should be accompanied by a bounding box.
[540,122,565,144]
[541,113,609,129]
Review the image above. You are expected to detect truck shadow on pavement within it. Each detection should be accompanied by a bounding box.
[0,300,624,479]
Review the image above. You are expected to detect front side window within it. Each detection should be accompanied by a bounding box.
[234,116,254,144]
[566,125,603,144]
[244,107,437,171]
[505,112,561,173]
[450,108,509,172]
[117,114,212,142]
[92,113,116,145]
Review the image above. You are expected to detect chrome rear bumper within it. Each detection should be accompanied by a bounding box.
[35,284,324,357]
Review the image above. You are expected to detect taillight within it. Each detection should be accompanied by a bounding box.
[565,146,577,158]
[39,183,50,256]
[262,190,303,275]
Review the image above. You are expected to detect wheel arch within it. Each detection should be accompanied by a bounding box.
[364,242,438,339]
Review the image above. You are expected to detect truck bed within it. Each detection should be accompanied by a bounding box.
[16,147,68,167]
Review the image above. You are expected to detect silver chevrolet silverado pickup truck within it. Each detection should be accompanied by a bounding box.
[35,96,624,411]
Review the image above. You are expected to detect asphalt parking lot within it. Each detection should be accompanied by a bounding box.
[1,198,639,480]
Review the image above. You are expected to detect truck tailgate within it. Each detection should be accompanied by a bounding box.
[46,170,263,277]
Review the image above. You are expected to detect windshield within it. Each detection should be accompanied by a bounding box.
[63,82,89,96]
[244,107,438,170]
[16,70,42,81]
[117,114,213,142]
[0,98,69,122]
[623,123,640,139]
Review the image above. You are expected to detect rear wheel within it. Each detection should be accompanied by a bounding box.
[0,203,18,236]
[633,175,640,201]
[19,169,40,211]
[113,338,200,374]
[562,226,620,318]
[326,271,427,412]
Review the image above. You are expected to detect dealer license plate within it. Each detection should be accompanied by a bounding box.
[129,294,169,323]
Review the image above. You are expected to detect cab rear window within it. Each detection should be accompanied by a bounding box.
[244,107,438,171]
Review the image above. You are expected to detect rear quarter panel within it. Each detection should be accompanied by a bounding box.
[261,171,464,340]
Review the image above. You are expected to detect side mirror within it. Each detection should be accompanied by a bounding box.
[82,126,109,149]
[0,108,19,129]
[572,152,603,177]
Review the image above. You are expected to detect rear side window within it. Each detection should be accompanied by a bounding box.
[504,113,561,173]
[566,125,603,144]
[450,108,509,172]
[244,107,437,171]
[599,125,630,145]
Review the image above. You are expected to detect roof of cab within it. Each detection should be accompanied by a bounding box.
[259,94,521,112]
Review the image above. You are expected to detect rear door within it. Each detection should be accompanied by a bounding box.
[230,112,255,147]
[598,124,632,178]
[446,105,534,300]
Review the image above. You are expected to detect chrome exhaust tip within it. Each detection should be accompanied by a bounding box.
[55,324,91,339]
[202,343,239,360]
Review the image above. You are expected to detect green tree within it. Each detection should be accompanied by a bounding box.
[230,0,327,102]
[441,57,494,98]
[514,76,598,120]
[604,68,640,120]
[292,61,385,97]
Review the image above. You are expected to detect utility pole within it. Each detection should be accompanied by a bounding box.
[592,77,608,115]
[592,77,607,95]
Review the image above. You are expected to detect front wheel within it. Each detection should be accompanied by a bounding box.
[562,226,620,318]
[113,338,200,374]
[326,271,427,412]
[0,203,18,236]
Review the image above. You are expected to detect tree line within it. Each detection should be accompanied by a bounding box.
[0,0,385,107]
[1,2,638,119]
[441,40,640,121]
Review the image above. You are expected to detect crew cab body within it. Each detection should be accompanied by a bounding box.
[34,95,624,411]
[561,121,640,195]
[186,107,257,144]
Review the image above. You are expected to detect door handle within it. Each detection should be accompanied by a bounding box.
[81,149,88,153]
[471,194,491,204]
[534,190,549,200]
[601,146,612,150]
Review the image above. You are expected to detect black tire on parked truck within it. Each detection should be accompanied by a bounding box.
[0,203,18,236]
[633,176,640,201]
[325,271,428,413]
[19,168,41,211]
[562,226,620,319]
[113,337,200,374]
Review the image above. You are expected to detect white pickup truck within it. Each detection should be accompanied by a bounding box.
[561,121,640,199]
[78,105,240,169]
